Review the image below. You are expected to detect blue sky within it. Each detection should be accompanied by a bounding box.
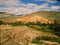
[20,0,46,5]
[20,0,60,5]
[0,0,60,15]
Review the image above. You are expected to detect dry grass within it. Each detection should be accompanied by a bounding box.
[0,25,59,45]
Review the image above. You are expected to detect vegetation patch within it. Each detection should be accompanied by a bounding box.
[10,21,24,26]
[0,20,3,25]
[25,21,60,36]
[32,36,60,44]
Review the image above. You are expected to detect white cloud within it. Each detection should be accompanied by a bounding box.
[50,6,60,11]
[9,7,34,15]
[0,0,49,15]
[0,0,60,15]
[35,0,57,4]
[0,7,34,15]
[0,0,20,7]
[51,6,60,9]
[19,3,49,12]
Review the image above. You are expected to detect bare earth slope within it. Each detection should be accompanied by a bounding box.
[0,25,59,45]
[16,14,53,24]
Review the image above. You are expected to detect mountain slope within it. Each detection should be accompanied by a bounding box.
[0,12,21,22]
[15,13,53,24]
[0,25,59,45]
[32,11,60,21]
[15,11,60,24]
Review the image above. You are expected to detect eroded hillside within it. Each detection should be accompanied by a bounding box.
[15,14,54,24]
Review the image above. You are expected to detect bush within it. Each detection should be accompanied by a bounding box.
[25,22,36,26]
[36,21,42,26]
[10,21,24,26]
[55,32,60,36]
[0,20,3,25]
[41,36,60,43]
[48,20,60,36]
[31,36,40,44]
[31,36,60,45]
[32,36,60,43]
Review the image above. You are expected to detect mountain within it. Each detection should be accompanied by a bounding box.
[15,11,60,24]
[0,12,21,22]
[0,11,60,23]
[0,11,60,45]
[33,11,60,21]
[0,12,6,14]
[16,14,53,24]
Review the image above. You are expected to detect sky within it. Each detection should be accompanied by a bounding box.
[0,0,60,15]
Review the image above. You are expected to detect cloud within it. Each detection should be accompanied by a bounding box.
[0,7,34,15]
[51,6,60,9]
[0,0,60,15]
[35,0,57,4]
[0,0,49,15]
[8,7,34,15]
[50,5,60,11]
[0,0,20,7]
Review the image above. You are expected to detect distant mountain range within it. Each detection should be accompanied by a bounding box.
[0,12,21,22]
[0,12,6,14]
[0,11,60,23]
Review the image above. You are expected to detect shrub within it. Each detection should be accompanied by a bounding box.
[36,21,42,26]
[48,20,60,36]
[31,36,49,45]
[0,20,3,25]
[41,36,60,43]
[31,36,40,44]
[10,21,24,26]
[32,36,60,43]
[25,22,36,25]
